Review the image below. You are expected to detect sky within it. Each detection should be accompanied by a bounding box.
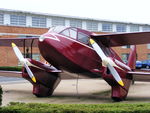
[0,0,150,24]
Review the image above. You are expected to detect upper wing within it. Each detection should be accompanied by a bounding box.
[91,32,150,47]
[0,37,39,47]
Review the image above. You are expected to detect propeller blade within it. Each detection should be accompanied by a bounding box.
[12,43,24,62]
[11,42,36,83]
[90,39,124,86]
[89,39,106,59]
[107,63,124,86]
[24,63,36,83]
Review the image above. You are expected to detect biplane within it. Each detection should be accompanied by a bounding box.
[0,26,150,101]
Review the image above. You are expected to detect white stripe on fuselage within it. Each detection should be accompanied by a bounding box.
[45,33,60,41]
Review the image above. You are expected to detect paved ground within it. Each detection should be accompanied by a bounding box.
[1,78,150,106]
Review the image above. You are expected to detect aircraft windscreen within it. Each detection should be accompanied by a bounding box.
[48,26,67,33]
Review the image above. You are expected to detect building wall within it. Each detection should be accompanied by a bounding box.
[0,25,48,66]
[0,25,149,67]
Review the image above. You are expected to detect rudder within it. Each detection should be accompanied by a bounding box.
[128,45,137,70]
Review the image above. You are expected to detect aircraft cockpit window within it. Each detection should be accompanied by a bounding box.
[69,29,77,39]
[60,28,77,39]
[48,26,67,33]
[60,29,70,37]
[78,32,89,44]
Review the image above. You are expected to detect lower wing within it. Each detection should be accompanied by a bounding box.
[128,70,150,82]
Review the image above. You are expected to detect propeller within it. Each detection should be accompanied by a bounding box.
[11,43,36,83]
[89,39,124,87]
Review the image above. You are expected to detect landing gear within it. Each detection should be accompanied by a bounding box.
[22,64,61,97]
[33,84,54,97]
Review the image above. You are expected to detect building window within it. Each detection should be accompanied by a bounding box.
[10,15,26,26]
[148,54,150,59]
[102,23,112,32]
[0,14,4,25]
[147,44,150,49]
[32,53,40,61]
[32,16,46,27]
[142,26,150,31]
[18,53,40,66]
[86,21,98,31]
[130,25,139,32]
[116,24,126,32]
[52,17,65,27]
[122,53,129,63]
[122,45,131,48]
[70,19,82,28]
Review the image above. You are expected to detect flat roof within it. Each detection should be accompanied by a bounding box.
[0,8,150,26]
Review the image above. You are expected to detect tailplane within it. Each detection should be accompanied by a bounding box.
[128,45,137,69]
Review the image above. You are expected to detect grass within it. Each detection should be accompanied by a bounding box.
[1,102,150,113]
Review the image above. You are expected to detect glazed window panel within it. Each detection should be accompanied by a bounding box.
[121,53,129,63]
[121,45,131,48]
[10,15,26,26]
[148,54,150,59]
[52,17,65,27]
[116,24,127,32]
[147,44,150,49]
[60,29,70,37]
[78,32,89,44]
[0,14,4,25]
[32,16,46,27]
[86,21,98,31]
[70,19,82,28]
[102,23,112,32]
[130,25,139,32]
[32,54,40,61]
[142,26,150,31]
[69,29,77,39]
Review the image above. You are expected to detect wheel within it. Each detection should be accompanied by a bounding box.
[112,97,124,102]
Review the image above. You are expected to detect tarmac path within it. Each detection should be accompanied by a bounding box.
[1,78,150,106]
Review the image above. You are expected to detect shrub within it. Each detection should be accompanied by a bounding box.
[0,86,2,106]
[0,102,150,113]
[0,66,22,71]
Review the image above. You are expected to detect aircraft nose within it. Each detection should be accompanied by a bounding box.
[39,35,45,42]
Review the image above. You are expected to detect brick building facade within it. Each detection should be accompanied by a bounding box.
[0,25,149,66]
[0,25,48,66]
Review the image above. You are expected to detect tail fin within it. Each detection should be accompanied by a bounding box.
[128,45,137,69]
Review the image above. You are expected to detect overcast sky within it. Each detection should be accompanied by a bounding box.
[0,0,150,24]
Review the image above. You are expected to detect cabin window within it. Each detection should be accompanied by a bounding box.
[77,32,89,44]
[60,28,77,39]
[70,29,77,39]
[61,29,70,37]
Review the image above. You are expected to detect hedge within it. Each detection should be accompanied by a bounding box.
[0,66,22,71]
[0,102,150,113]
[0,86,2,106]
